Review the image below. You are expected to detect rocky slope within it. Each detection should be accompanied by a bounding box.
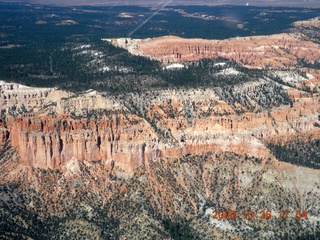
[0,151,319,239]
[105,18,320,90]
[0,69,319,239]
[1,78,319,173]
[105,33,320,69]
[1,17,320,239]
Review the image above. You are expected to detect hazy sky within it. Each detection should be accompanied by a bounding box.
[1,0,320,7]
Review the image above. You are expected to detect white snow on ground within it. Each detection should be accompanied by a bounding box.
[76,49,104,58]
[118,12,134,18]
[216,68,242,76]
[72,45,133,73]
[306,73,315,79]
[165,63,185,70]
[214,62,226,67]
[74,44,91,50]
[99,66,132,73]
[273,71,307,84]
[100,66,111,72]
[116,66,132,73]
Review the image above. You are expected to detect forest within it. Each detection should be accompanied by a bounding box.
[1,3,320,92]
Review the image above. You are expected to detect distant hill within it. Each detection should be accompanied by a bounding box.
[1,0,320,7]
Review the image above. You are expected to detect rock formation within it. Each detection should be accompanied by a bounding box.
[1,78,319,174]
[105,34,320,69]
[1,17,320,239]
[105,29,320,90]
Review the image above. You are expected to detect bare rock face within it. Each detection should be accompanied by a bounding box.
[105,34,320,69]
[7,112,155,173]
[1,18,320,240]
[1,18,320,174]
[0,81,52,111]
[105,26,320,89]
[1,78,319,175]
[293,17,320,29]
[0,128,9,146]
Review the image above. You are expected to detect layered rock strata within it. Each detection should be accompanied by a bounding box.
[1,80,319,174]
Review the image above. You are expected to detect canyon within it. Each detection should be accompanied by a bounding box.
[1,17,320,239]
[105,18,320,90]
[1,18,320,174]
[1,78,319,174]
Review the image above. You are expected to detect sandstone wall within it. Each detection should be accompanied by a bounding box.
[2,28,320,173]
[107,34,320,70]
[1,90,318,173]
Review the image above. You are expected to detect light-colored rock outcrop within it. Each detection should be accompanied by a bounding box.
[0,81,52,111]
[1,20,320,173]
[1,80,319,173]
[104,31,320,88]
[105,34,320,69]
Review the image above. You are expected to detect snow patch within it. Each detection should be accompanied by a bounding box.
[118,12,134,18]
[306,73,315,79]
[100,66,111,72]
[273,71,306,84]
[57,20,78,25]
[77,49,104,58]
[165,63,185,70]
[217,68,242,76]
[214,62,226,67]
[99,66,132,73]
[74,44,91,50]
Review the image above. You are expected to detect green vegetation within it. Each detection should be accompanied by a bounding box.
[1,152,319,239]
[1,3,320,93]
[267,139,320,169]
